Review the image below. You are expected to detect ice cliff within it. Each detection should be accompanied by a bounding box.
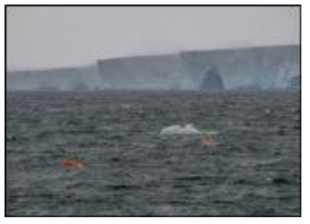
[7,45,300,91]
[97,54,194,90]
[7,65,102,91]
[180,45,300,90]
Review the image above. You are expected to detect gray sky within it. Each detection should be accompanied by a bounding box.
[7,6,300,70]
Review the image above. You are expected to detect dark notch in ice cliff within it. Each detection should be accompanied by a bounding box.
[200,66,224,90]
[6,45,300,91]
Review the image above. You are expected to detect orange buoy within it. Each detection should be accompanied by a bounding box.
[61,159,87,168]
[202,136,218,147]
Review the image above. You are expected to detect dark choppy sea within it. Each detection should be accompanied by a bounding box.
[6,90,301,216]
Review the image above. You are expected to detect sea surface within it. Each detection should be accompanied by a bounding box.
[6,90,301,216]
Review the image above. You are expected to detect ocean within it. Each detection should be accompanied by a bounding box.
[6,90,301,216]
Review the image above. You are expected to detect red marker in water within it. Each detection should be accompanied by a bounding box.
[202,136,218,147]
[61,159,87,169]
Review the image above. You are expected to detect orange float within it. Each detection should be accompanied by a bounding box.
[61,159,87,168]
[202,136,218,147]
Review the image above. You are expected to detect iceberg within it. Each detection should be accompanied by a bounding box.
[7,45,300,91]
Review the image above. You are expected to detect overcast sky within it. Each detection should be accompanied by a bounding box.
[7,6,300,70]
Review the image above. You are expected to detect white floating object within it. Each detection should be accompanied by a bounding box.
[160,124,202,135]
